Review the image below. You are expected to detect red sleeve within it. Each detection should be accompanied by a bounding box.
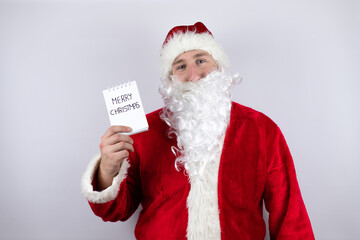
[89,150,142,222]
[263,126,315,240]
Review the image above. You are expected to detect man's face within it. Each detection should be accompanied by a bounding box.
[171,50,218,82]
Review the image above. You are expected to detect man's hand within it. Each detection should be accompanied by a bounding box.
[96,126,134,191]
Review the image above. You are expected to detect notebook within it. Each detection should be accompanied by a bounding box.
[103,81,149,135]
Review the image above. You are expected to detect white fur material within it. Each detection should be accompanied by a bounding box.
[160,32,229,76]
[186,141,223,240]
[81,153,130,204]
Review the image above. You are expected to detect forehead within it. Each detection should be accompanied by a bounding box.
[172,50,213,64]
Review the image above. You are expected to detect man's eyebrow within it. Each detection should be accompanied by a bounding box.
[172,58,185,66]
[193,52,209,58]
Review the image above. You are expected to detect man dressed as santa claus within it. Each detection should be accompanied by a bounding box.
[81,22,315,240]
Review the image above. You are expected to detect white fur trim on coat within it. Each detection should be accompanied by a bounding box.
[160,32,229,77]
[81,153,130,204]
[186,140,224,240]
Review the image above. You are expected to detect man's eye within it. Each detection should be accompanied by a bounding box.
[177,65,186,70]
[197,59,205,64]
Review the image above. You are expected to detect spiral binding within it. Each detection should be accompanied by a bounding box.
[107,80,134,92]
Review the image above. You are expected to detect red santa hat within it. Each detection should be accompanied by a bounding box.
[160,22,229,76]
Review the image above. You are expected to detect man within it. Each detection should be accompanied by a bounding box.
[81,22,315,239]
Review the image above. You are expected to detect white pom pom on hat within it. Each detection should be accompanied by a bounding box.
[160,22,229,77]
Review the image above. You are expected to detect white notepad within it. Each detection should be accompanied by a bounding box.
[103,81,149,135]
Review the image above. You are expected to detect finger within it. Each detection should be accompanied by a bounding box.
[101,141,134,159]
[101,145,130,162]
[113,149,130,160]
[100,135,133,150]
[100,150,129,174]
[104,133,134,146]
[102,125,132,139]
[105,150,129,163]
[108,141,134,153]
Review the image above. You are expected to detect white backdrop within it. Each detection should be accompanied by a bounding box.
[1,0,359,239]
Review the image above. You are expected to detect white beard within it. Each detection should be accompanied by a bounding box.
[159,70,235,176]
[159,70,240,240]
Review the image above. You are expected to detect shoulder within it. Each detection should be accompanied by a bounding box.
[145,108,166,131]
[231,102,275,125]
[230,102,281,137]
[146,108,163,122]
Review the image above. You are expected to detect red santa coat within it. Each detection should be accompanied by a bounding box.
[81,102,315,239]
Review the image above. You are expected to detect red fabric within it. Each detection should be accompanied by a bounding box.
[89,102,314,239]
[162,22,213,47]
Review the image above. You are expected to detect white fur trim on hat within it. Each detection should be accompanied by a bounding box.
[81,153,130,204]
[160,32,229,76]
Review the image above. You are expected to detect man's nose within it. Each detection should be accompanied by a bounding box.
[186,65,204,82]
